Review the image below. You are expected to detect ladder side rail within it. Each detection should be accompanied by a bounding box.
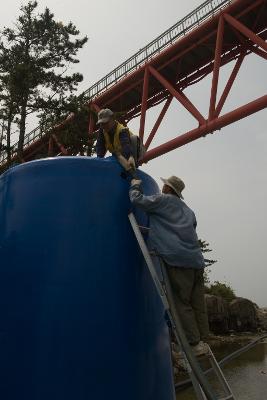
[160,250,236,400]
[165,305,207,400]
[190,371,208,400]
[160,258,218,400]
[128,212,169,310]
[208,353,235,398]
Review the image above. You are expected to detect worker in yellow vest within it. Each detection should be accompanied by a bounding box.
[95,108,142,177]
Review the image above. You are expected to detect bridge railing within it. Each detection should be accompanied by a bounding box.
[83,0,232,99]
[0,0,232,165]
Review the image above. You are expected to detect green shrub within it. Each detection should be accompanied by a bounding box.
[205,281,236,303]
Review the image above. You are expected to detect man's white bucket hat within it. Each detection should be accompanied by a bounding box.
[160,176,185,199]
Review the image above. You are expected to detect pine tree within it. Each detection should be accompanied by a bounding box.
[0,1,88,160]
[0,48,22,161]
[199,239,217,268]
[199,239,217,285]
[40,93,94,157]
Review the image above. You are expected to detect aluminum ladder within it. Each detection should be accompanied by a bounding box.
[128,212,235,400]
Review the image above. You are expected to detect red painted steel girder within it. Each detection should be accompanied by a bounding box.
[143,95,267,163]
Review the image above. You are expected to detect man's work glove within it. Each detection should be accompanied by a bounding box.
[117,154,130,170]
[131,179,142,186]
[117,154,136,172]
[127,156,136,170]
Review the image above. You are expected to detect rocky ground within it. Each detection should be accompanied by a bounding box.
[206,331,265,348]
[257,307,267,331]
[172,297,267,379]
[172,330,267,380]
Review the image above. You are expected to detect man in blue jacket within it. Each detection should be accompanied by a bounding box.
[129,175,209,356]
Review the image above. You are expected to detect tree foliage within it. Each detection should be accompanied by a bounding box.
[205,281,236,303]
[52,98,94,156]
[199,239,217,284]
[199,239,217,267]
[199,240,236,301]
[0,1,88,160]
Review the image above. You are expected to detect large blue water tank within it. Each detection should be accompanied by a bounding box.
[0,157,175,400]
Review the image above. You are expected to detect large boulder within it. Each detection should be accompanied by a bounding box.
[205,294,229,333]
[257,307,267,331]
[229,297,258,332]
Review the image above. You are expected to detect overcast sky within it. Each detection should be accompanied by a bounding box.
[1,1,267,306]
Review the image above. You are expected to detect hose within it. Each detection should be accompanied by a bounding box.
[175,333,267,392]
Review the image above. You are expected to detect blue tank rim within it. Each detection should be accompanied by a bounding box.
[1,156,119,178]
[0,156,157,186]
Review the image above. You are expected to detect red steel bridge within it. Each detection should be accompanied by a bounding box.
[1,0,267,168]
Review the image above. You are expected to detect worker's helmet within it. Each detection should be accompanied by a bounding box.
[97,109,114,125]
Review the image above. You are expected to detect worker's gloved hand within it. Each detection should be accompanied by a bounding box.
[131,179,142,186]
[117,154,130,170]
[127,156,136,170]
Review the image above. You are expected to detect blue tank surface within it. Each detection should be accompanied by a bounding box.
[0,156,175,400]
